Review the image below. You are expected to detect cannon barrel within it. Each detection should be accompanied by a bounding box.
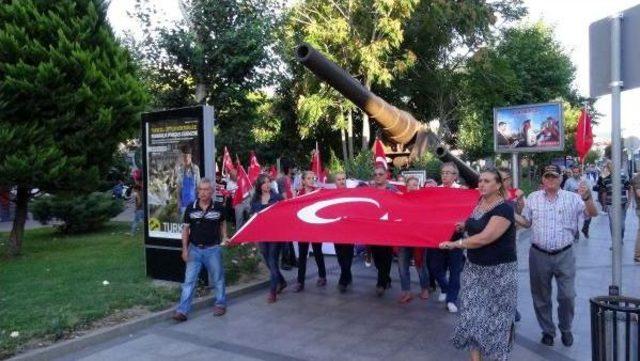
[436,147,479,189]
[296,43,420,144]
[296,43,479,187]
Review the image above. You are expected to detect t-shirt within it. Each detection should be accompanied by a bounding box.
[597,173,630,206]
[182,199,225,247]
[465,202,517,266]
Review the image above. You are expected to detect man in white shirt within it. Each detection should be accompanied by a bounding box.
[516,164,598,347]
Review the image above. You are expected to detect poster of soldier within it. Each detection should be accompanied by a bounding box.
[493,102,564,153]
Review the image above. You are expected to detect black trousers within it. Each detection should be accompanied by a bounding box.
[281,242,297,267]
[334,244,354,286]
[297,242,326,284]
[371,245,393,288]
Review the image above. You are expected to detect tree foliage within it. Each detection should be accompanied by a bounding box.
[0,0,147,255]
[388,0,526,143]
[283,0,419,153]
[131,0,282,159]
[457,23,581,160]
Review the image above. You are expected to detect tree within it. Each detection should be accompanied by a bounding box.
[458,22,582,160]
[284,0,418,157]
[388,0,526,144]
[131,0,282,158]
[0,0,147,255]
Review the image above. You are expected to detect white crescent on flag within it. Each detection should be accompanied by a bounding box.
[296,197,385,224]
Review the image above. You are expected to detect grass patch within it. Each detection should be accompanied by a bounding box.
[0,222,261,359]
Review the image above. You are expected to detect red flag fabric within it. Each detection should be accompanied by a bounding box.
[233,161,252,207]
[310,147,326,183]
[248,151,261,184]
[269,165,278,179]
[575,109,593,163]
[231,187,479,248]
[222,146,235,174]
[373,138,388,170]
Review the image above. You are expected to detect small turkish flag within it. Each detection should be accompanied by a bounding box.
[373,138,388,170]
[233,160,252,206]
[310,144,326,183]
[231,187,479,248]
[248,151,261,185]
[222,146,235,174]
[575,109,593,163]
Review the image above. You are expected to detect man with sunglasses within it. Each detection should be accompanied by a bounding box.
[516,164,597,347]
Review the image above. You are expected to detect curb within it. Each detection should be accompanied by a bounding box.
[10,277,269,361]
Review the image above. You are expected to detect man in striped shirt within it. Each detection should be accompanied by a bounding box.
[516,164,598,347]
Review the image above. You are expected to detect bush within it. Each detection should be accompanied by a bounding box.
[410,152,443,183]
[345,149,374,180]
[31,192,124,233]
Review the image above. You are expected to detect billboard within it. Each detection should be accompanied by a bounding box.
[142,106,215,281]
[146,118,201,239]
[493,102,564,153]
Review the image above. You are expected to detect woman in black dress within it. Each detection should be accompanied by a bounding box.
[439,168,517,361]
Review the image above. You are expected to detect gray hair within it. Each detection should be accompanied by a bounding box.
[198,178,213,189]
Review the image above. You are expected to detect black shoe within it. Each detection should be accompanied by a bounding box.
[515,310,521,322]
[337,283,347,293]
[541,333,554,346]
[375,286,385,297]
[582,228,589,238]
[561,332,573,347]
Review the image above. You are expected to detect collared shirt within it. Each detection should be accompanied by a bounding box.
[183,199,225,247]
[522,189,585,251]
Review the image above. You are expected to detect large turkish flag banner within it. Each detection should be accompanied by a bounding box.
[230,187,479,248]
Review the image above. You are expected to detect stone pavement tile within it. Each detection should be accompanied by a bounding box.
[76,334,206,361]
[179,349,263,361]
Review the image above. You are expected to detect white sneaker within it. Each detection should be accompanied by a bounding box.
[438,293,447,303]
[447,302,458,313]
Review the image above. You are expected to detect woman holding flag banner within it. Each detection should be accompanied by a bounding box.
[293,170,327,292]
[250,174,287,303]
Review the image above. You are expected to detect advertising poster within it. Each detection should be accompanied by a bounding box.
[146,118,201,239]
[494,102,564,153]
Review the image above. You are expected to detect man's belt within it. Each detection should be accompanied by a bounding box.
[193,243,216,249]
[532,243,572,256]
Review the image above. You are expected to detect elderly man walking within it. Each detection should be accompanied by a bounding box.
[173,178,229,321]
[516,164,598,347]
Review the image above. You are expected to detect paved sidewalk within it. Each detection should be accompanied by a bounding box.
[45,210,639,361]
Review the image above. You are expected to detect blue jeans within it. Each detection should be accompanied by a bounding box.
[397,247,429,292]
[607,205,627,240]
[130,209,144,234]
[427,248,465,304]
[176,245,226,314]
[259,242,285,293]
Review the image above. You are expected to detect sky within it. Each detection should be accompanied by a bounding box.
[107,0,640,143]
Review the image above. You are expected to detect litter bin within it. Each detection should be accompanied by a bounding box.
[590,296,640,361]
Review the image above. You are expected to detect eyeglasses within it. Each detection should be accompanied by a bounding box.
[441,171,457,175]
